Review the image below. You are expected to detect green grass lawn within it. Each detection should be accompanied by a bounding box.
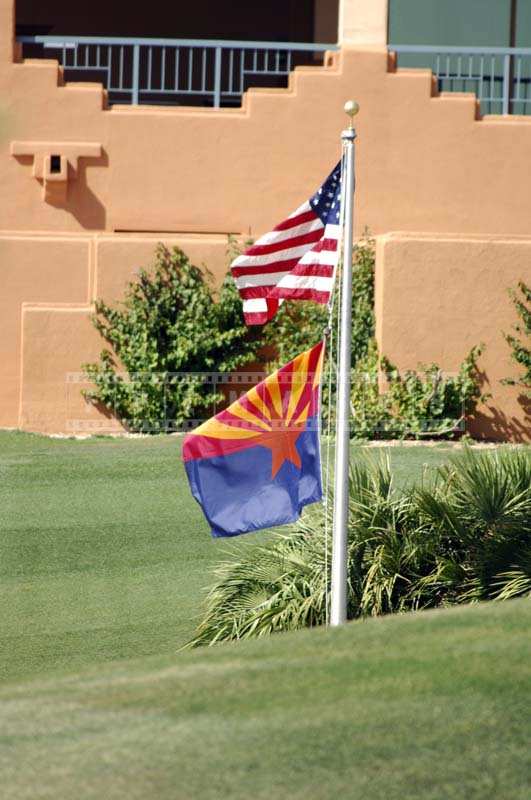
[1,431,529,799]
[1,599,529,800]
[1,431,459,683]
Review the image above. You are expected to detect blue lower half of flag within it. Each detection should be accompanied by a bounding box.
[185,418,322,538]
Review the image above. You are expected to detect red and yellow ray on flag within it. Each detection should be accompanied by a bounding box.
[183,341,324,478]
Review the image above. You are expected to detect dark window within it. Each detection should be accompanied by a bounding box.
[50,155,61,173]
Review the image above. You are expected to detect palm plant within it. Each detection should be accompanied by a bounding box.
[416,448,531,602]
[187,529,329,647]
[187,448,531,648]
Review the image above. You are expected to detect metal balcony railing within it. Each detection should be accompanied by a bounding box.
[389,45,531,115]
[17,35,337,108]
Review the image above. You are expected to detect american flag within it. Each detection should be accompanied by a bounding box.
[231,162,342,325]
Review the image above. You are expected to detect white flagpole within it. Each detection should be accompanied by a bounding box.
[330,100,358,627]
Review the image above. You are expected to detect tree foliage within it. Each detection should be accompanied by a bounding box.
[83,245,262,432]
[83,238,485,439]
[502,280,531,396]
[348,340,486,440]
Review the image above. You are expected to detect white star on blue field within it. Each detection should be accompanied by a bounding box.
[310,164,342,224]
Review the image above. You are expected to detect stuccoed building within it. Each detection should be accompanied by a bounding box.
[1,0,530,439]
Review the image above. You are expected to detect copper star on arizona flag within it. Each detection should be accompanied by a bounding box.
[182,341,324,537]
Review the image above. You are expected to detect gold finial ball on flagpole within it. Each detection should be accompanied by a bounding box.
[344,100,360,121]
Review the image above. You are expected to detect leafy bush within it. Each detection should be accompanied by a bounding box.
[381,347,485,435]
[502,280,531,396]
[83,237,485,438]
[83,245,262,432]
[348,340,486,440]
[82,237,376,432]
[351,339,485,439]
[187,447,531,646]
[266,236,484,439]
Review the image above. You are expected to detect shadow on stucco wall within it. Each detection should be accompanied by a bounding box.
[45,150,108,230]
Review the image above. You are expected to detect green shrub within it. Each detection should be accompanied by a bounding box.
[502,280,531,396]
[82,238,376,433]
[348,340,486,440]
[83,237,485,439]
[187,447,531,647]
[266,236,485,440]
[381,347,485,436]
[416,447,531,604]
[82,245,262,432]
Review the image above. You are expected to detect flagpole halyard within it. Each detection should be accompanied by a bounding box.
[330,100,358,627]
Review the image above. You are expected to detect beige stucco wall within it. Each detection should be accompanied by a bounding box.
[0,0,530,437]
[338,0,389,45]
[376,233,531,441]
[2,232,231,432]
[11,230,530,438]
[3,47,531,239]
[0,234,91,429]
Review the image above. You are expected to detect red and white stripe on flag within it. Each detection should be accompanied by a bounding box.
[230,163,342,326]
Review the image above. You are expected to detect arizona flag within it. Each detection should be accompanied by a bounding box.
[183,342,324,537]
